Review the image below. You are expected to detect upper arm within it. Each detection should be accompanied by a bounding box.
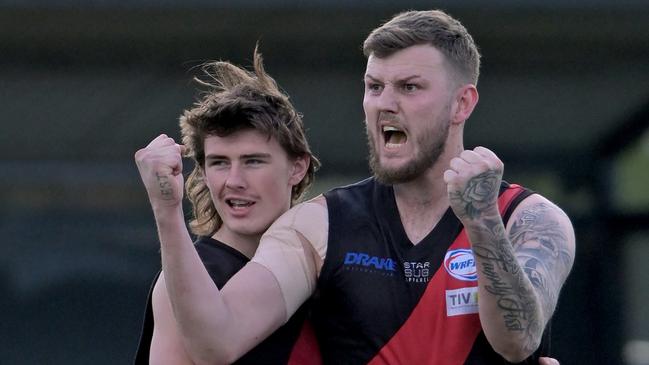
[252,197,328,319]
[150,273,194,365]
[218,262,290,356]
[505,194,576,322]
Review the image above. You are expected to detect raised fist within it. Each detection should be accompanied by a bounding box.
[134,134,186,209]
[443,146,503,222]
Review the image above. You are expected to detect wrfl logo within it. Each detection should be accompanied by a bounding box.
[343,252,396,271]
[444,249,478,281]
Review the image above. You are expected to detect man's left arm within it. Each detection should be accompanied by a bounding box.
[444,146,575,362]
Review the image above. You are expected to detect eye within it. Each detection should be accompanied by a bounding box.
[207,159,228,168]
[366,82,383,93]
[403,83,418,92]
[245,158,265,166]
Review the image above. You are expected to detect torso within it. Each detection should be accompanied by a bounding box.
[134,237,315,365]
[314,177,549,365]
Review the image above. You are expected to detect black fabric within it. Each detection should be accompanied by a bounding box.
[133,237,307,365]
[133,271,159,364]
[315,177,549,365]
[464,327,551,365]
[315,177,460,364]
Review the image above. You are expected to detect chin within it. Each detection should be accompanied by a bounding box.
[222,220,262,237]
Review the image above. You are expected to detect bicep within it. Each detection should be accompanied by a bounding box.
[150,274,194,365]
[252,199,327,317]
[219,262,288,355]
[506,194,576,320]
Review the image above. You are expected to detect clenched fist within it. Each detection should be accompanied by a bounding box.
[135,134,186,209]
[443,146,503,223]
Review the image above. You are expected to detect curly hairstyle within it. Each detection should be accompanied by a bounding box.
[179,47,320,237]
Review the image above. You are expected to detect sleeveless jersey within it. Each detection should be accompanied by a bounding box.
[315,178,550,365]
[134,237,321,365]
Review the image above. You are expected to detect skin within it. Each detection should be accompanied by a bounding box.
[135,44,570,364]
[539,357,561,365]
[364,44,575,361]
[362,44,475,245]
[135,130,308,364]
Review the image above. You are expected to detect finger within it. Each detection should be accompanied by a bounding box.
[171,161,183,176]
[154,133,168,141]
[449,157,470,172]
[474,146,498,160]
[459,149,483,164]
[538,357,560,365]
[443,169,457,184]
[146,134,174,149]
[160,136,176,146]
[473,146,503,172]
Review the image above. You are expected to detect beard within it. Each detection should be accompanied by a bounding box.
[367,114,450,185]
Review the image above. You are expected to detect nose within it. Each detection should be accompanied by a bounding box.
[376,84,399,114]
[224,164,247,190]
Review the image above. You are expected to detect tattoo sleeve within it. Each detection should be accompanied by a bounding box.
[471,216,543,354]
[468,201,573,355]
[509,203,573,320]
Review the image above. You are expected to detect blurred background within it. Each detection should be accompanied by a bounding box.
[1,0,648,364]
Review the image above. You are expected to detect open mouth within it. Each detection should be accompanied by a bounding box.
[382,126,407,148]
[226,199,255,208]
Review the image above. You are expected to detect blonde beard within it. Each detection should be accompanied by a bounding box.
[366,117,449,185]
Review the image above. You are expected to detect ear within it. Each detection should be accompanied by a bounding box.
[450,84,479,125]
[288,155,309,186]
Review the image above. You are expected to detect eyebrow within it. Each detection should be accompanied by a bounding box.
[205,153,272,160]
[364,74,423,83]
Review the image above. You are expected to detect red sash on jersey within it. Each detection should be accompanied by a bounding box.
[368,185,525,365]
[287,320,323,365]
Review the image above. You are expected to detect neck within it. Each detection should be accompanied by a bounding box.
[393,165,448,216]
[392,138,463,244]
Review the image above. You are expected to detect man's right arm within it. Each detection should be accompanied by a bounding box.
[154,206,288,364]
[154,201,326,365]
[136,135,326,364]
[135,135,293,364]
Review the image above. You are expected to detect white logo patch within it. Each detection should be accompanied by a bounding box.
[446,287,479,317]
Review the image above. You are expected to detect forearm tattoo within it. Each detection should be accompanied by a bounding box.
[448,170,500,220]
[470,202,572,354]
[155,172,175,200]
[471,217,542,353]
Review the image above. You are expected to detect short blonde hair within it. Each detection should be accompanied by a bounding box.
[363,10,481,85]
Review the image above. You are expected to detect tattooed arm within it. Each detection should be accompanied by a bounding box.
[444,146,575,362]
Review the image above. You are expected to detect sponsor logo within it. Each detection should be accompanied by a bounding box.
[444,249,478,281]
[446,287,479,316]
[343,252,396,276]
[403,261,430,283]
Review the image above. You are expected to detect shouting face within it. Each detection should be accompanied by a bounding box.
[363,44,457,184]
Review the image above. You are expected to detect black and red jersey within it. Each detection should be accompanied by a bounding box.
[316,178,549,365]
[134,237,321,365]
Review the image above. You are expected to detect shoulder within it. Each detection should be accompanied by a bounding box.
[324,177,376,201]
[273,195,328,229]
[508,193,573,235]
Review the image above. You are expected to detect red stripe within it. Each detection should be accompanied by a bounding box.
[287,320,322,365]
[498,184,523,216]
[367,185,524,365]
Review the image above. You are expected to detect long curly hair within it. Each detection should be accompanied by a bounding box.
[179,47,320,237]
